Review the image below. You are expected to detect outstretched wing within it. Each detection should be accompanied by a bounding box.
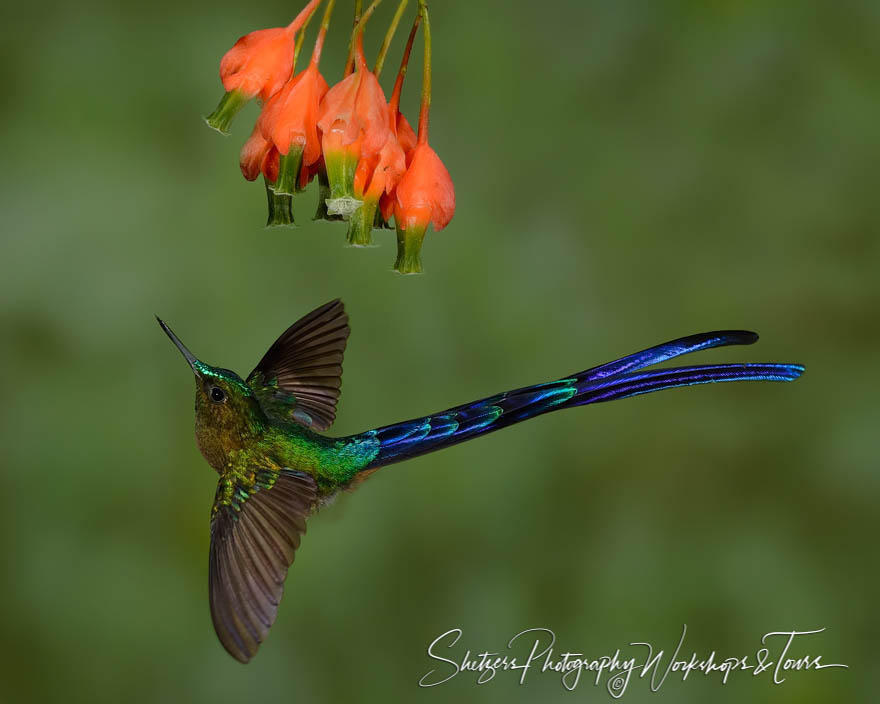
[209,468,318,663]
[247,300,350,431]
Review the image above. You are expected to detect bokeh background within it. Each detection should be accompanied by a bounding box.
[1,0,877,701]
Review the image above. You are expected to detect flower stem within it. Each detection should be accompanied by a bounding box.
[374,0,409,77]
[416,0,431,145]
[292,2,320,72]
[309,0,337,67]
[344,0,363,75]
[345,0,383,75]
[388,12,421,115]
[287,0,325,34]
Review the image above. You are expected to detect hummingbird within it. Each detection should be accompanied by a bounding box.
[157,300,803,662]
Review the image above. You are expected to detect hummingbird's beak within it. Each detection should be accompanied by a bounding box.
[156,316,200,375]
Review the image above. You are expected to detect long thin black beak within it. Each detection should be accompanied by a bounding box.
[156,316,200,374]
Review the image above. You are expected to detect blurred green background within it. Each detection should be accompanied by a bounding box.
[1,0,877,701]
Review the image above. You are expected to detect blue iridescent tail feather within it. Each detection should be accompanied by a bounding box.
[354,331,804,469]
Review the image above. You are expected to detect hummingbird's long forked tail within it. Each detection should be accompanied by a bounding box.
[354,330,803,470]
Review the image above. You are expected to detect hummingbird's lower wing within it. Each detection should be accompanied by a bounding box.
[209,468,317,663]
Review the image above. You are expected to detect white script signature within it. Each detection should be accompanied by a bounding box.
[418,625,847,696]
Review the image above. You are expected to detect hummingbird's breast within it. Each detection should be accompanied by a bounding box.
[195,423,226,473]
[195,419,262,474]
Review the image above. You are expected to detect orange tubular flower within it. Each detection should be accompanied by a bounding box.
[391,2,455,273]
[347,116,406,245]
[205,0,323,135]
[317,29,391,221]
[239,128,292,227]
[258,65,329,195]
[393,142,454,272]
[257,0,334,197]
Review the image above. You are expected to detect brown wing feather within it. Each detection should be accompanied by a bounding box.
[247,300,350,431]
[209,469,318,663]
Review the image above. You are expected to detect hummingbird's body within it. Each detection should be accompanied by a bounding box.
[158,300,804,663]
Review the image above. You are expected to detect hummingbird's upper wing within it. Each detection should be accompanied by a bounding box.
[209,468,317,663]
[247,299,350,432]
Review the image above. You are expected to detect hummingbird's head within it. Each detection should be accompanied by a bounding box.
[157,317,266,472]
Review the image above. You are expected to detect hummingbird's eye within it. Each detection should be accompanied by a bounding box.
[210,386,226,403]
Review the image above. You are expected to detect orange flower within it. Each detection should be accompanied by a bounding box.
[317,36,391,218]
[239,126,273,182]
[258,64,329,195]
[347,119,406,245]
[221,27,296,100]
[204,0,323,135]
[239,126,293,227]
[392,142,455,273]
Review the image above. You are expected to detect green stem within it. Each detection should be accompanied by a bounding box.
[374,0,409,77]
[345,0,383,75]
[292,2,321,71]
[343,0,363,75]
[388,12,420,115]
[309,0,337,67]
[416,0,431,144]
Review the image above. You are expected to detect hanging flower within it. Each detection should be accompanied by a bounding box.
[317,32,392,219]
[393,142,454,273]
[203,0,456,272]
[347,119,406,245]
[256,0,334,197]
[258,64,329,195]
[240,127,293,227]
[390,2,454,273]
[205,0,323,135]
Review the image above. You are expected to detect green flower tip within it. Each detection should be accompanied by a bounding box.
[271,148,305,196]
[323,149,360,202]
[393,223,427,274]
[264,179,297,228]
[205,89,250,135]
[313,171,344,222]
[346,198,380,246]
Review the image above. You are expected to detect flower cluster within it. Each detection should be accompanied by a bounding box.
[206,0,454,274]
